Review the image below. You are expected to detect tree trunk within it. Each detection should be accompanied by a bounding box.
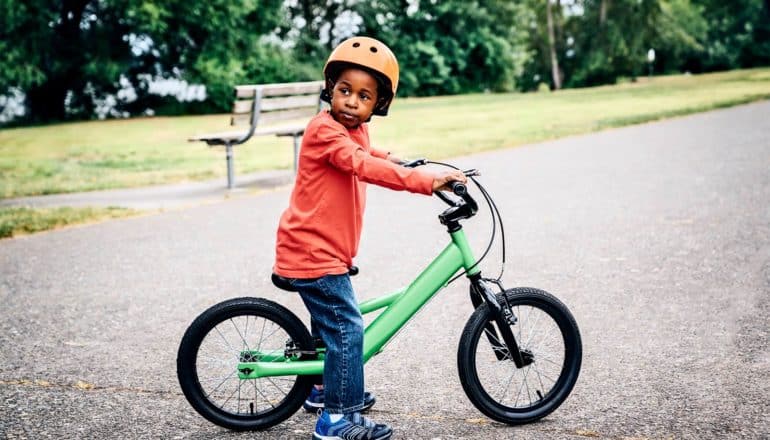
[24,0,90,123]
[600,0,609,26]
[546,0,562,90]
[26,82,70,123]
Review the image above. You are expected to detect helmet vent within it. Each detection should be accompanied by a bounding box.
[352,42,361,48]
[370,46,378,53]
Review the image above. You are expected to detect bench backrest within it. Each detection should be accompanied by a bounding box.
[231,80,325,128]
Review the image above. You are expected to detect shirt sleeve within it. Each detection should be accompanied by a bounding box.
[316,121,434,195]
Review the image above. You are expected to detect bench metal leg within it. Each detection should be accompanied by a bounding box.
[225,142,235,189]
[292,135,300,174]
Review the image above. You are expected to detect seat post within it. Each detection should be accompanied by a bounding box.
[225,141,235,188]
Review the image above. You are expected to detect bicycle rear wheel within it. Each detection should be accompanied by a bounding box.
[457,287,581,424]
[177,297,314,430]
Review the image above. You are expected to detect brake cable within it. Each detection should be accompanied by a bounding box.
[426,161,507,286]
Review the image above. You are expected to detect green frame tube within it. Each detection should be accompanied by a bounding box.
[238,229,478,379]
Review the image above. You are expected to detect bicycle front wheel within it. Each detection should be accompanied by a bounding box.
[457,287,582,424]
[177,297,314,430]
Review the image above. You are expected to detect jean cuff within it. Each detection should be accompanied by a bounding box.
[325,402,365,415]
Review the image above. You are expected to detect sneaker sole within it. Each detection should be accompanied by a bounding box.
[303,401,324,412]
[304,397,377,413]
[312,432,392,440]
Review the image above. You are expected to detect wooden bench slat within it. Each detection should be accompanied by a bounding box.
[262,94,320,111]
[232,94,320,115]
[255,125,306,136]
[231,107,319,126]
[188,125,306,143]
[188,130,248,143]
[231,99,255,114]
[235,80,323,99]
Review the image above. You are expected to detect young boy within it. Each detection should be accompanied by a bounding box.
[273,36,466,440]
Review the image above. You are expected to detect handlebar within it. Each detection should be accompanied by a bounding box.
[401,158,478,227]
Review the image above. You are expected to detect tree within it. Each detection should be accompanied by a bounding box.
[278,0,359,67]
[690,0,770,71]
[353,0,531,96]
[651,0,708,73]
[0,0,296,124]
[564,0,661,87]
[546,0,564,89]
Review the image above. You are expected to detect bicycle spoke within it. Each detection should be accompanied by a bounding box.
[513,362,532,407]
[527,318,559,352]
[219,378,243,410]
[205,369,238,400]
[495,366,518,404]
[265,376,290,399]
[531,363,558,385]
[214,325,240,356]
[533,362,547,399]
[534,353,563,368]
[483,328,512,360]
[523,309,544,349]
[257,322,283,349]
[237,377,242,414]
[257,316,267,352]
[253,380,277,410]
[197,353,237,366]
[251,378,259,412]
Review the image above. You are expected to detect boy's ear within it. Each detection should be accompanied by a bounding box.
[320,78,336,103]
[376,96,388,112]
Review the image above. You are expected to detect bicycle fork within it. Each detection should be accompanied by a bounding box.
[469,275,534,368]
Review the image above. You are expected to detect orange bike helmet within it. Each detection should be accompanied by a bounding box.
[321,36,399,116]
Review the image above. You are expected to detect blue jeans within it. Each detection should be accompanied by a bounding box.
[292,274,365,414]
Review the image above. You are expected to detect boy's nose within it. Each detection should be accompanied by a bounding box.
[344,95,358,108]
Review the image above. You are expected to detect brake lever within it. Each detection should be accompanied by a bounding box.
[402,158,427,168]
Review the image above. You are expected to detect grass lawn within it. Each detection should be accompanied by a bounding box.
[0,206,137,239]
[0,68,768,238]
[1,68,769,199]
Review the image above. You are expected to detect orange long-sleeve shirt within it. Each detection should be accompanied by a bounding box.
[274,111,434,279]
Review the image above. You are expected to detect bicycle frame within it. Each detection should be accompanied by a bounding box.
[237,228,481,380]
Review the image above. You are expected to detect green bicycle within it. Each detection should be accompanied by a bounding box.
[176,160,582,431]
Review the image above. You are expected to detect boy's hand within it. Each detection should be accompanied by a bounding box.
[386,154,404,165]
[432,170,468,192]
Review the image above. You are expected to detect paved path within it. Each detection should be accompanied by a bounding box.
[0,170,294,210]
[1,101,768,439]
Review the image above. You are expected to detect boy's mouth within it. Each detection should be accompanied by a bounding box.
[339,112,358,124]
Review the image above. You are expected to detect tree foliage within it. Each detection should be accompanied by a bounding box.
[0,0,310,124]
[351,0,530,96]
[521,0,770,90]
[1,0,769,125]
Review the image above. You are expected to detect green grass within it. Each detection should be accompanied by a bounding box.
[1,68,769,200]
[0,206,138,239]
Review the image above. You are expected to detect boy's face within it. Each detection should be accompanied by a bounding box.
[329,68,379,129]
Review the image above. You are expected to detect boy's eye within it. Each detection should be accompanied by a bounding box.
[360,94,370,101]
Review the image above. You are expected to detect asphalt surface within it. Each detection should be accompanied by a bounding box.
[0,170,294,210]
[1,101,769,439]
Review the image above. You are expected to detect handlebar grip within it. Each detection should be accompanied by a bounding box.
[450,181,467,196]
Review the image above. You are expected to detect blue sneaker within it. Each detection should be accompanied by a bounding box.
[304,387,376,412]
[313,411,392,440]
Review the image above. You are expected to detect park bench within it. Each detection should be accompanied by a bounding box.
[189,80,325,188]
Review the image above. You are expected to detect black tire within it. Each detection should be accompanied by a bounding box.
[177,297,314,430]
[457,287,582,425]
